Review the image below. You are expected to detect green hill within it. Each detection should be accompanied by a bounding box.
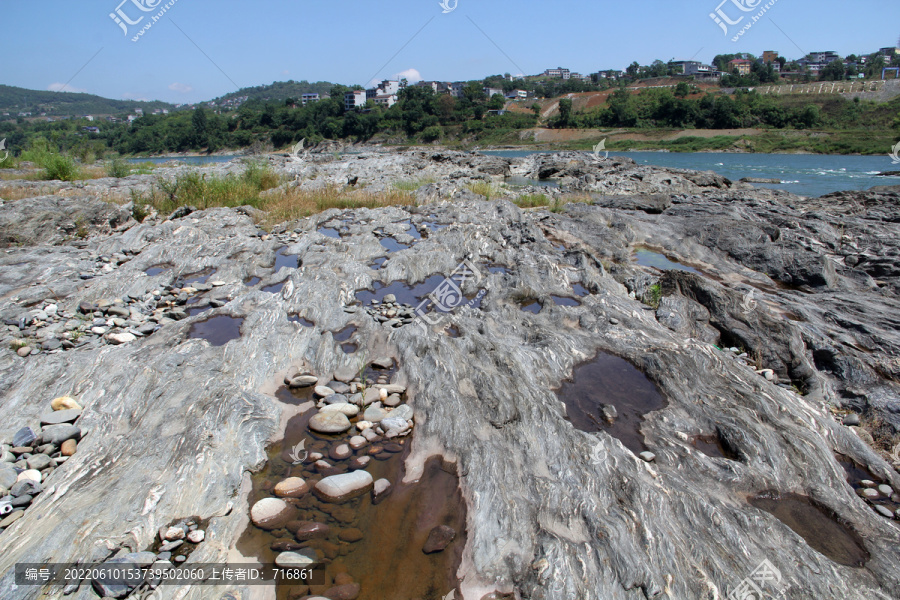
[213,80,340,105]
[0,84,177,119]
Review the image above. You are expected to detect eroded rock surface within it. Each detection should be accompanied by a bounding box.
[0,151,899,600]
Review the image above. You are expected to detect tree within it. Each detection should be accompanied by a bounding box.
[626,62,640,78]
[819,59,846,81]
[674,82,691,98]
[557,98,573,127]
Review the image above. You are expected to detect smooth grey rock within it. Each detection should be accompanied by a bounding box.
[308,411,352,434]
[843,414,861,426]
[333,365,358,383]
[389,404,414,421]
[39,425,80,445]
[363,405,388,423]
[875,505,895,519]
[40,409,82,426]
[275,549,317,568]
[25,454,51,470]
[0,465,16,490]
[10,480,42,497]
[315,471,374,502]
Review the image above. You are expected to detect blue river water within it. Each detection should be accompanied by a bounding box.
[481,150,899,197]
[128,151,898,198]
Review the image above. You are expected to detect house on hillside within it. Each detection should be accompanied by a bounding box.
[301,93,322,106]
[506,90,528,99]
[543,67,571,79]
[484,87,504,98]
[727,59,752,75]
[344,90,367,111]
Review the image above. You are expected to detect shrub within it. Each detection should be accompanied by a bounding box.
[106,158,131,178]
[42,154,81,181]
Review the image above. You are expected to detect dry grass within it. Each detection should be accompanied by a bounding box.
[260,185,415,228]
[0,186,41,201]
[513,193,592,213]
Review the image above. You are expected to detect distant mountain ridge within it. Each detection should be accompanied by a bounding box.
[0,84,176,118]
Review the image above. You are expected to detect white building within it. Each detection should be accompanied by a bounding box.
[344,90,368,111]
[301,93,321,106]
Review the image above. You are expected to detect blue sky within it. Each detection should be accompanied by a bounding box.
[2,1,898,103]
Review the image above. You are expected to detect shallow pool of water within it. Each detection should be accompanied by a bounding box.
[556,352,666,454]
[572,283,590,297]
[379,237,410,253]
[274,246,300,271]
[551,295,581,307]
[289,315,315,327]
[263,282,286,295]
[244,276,261,287]
[369,257,388,270]
[318,227,341,239]
[179,268,216,286]
[187,316,244,346]
[634,248,701,275]
[749,491,869,567]
[145,265,171,277]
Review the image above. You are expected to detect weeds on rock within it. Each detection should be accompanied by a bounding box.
[643,284,662,308]
[106,158,132,178]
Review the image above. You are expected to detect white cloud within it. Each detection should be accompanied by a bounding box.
[47,83,88,93]
[393,68,422,83]
[282,69,290,76]
[168,82,193,94]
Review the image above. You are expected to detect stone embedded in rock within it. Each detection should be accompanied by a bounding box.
[422,525,456,554]
[250,497,296,530]
[380,417,409,433]
[274,477,309,498]
[309,411,352,434]
[843,414,860,426]
[315,471,374,502]
[40,409,82,426]
[639,452,656,462]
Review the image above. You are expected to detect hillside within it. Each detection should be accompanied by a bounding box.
[212,80,340,104]
[0,85,176,119]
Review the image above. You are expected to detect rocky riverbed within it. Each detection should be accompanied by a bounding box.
[1,149,900,600]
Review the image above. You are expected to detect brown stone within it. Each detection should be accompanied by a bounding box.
[334,572,355,586]
[274,477,309,498]
[422,525,456,554]
[61,439,77,457]
[338,528,363,542]
[270,538,305,552]
[324,583,361,600]
[294,522,330,541]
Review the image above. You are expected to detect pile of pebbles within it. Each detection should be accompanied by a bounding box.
[0,396,83,532]
[855,480,899,520]
[248,359,423,598]
[4,282,228,357]
[362,294,418,329]
[87,517,208,598]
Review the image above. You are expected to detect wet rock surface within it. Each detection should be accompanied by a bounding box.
[0,151,899,599]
